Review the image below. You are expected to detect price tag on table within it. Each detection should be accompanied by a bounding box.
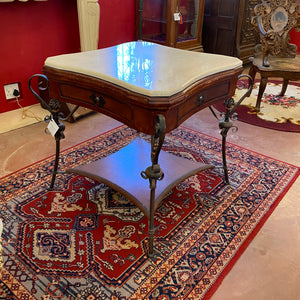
[47,118,59,137]
[174,12,181,21]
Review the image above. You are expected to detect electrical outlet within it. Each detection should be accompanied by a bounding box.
[4,83,20,100]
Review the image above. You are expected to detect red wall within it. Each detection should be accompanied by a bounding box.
[0,1,299,114]
[98,0,136,49]
[0,0,136,114]
[290,28,300,53]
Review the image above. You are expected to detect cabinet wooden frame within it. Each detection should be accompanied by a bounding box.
[136,0,205,52]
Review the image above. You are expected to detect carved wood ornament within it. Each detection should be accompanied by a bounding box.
[251,0,300,66]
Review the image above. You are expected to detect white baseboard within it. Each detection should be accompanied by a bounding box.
[0,104,48,134]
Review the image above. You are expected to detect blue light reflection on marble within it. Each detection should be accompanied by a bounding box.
[116,42,154,90]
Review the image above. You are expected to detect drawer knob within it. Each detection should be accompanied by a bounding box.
[90,93,106,107]
[195,93,206,106]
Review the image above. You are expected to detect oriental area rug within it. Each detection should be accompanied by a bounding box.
[0,125,299,300]
[214,79,300,132]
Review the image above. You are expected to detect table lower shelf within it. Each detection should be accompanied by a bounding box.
[66,137,214,219]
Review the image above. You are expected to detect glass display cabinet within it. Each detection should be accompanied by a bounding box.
[136,0,205,51]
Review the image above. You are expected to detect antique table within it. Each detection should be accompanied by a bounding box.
[31,41,246,256]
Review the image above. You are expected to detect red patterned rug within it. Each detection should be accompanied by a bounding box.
[214,79,300,132]
[0,125,299,299]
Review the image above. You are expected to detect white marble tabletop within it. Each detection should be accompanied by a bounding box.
[45,41,242,97]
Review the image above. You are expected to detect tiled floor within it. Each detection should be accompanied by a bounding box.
[1,105,300,299]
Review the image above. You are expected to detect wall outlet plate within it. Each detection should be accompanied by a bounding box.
[4,83,20,100]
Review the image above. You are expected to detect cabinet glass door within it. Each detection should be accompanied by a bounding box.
[177,0,199,43]
[137,0,204,51]
[139,0,168,44]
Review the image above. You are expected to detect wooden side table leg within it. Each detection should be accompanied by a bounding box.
[255,76,268,112]
[247,65,257,97]
[279,78,289,96]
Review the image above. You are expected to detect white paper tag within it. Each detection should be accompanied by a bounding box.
[174,12,181,21]
[47,118,59,137]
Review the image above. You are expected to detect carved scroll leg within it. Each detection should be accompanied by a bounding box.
[49,124,65,189]
[219,121,232,185]
[50,138,61,190]
[255,76,268,112]
[217,74,254,185]
[263,56,270,67]
[29,74,79,190]
[279,78,289,96]
[262,50,270,67]
[210,104,234,185]
[222,134,229,184]
[141,115,166,258]
[246,66,257,97]
[147,165,164,257]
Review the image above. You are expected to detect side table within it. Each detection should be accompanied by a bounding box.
[29,41,251,256]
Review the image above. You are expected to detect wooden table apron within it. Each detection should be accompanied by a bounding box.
[42,64,243,256]
[43,65,242,135]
